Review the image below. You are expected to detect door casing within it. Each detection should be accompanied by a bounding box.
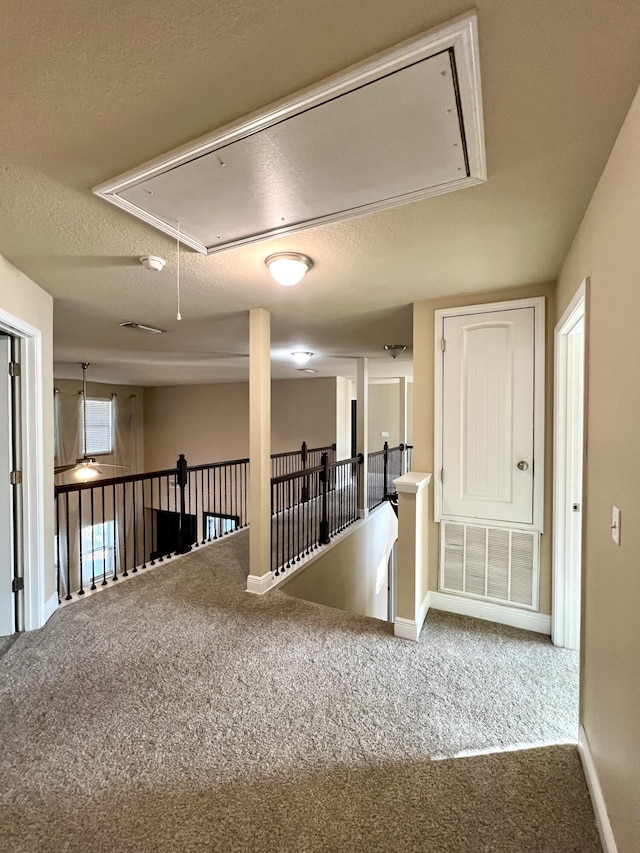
[552,280,588,649]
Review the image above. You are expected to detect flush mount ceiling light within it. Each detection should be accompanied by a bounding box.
[139,255,166,272]
[384,344,407,359]
[291,351,313,365]
[266,253,313,286]
[119,321,166,334]
[298,368,318,374]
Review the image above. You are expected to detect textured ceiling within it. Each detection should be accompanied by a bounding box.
[2,0,640,385]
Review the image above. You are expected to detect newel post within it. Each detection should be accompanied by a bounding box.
[383,440,389,500]
[176,454,192,554]
[319,451,330,545]
[301,441,309,502]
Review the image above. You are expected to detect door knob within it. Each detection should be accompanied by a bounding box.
[517,460,529,471]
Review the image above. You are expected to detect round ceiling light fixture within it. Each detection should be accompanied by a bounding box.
[265,253,313,286]
[291,351,313,365]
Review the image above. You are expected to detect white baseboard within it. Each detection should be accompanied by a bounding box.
[428,591,551,634]
[43,593,58,625]
[417,590,431,633]
[394,592,432,642]
[246,572,274,595]
[394,616,419,641]
[578,726,618,853]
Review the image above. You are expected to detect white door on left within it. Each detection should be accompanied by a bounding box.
[0,335,14,636]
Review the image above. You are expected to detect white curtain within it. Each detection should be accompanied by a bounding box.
[53,390,82,476]
[113,394,139,473]
[54,391,82,597]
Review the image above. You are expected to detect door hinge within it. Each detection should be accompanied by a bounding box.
[8,362,21,377]
[12,577,24,593]
[441,468,444,483]
[9,470,22,485]
[440,339,446,352]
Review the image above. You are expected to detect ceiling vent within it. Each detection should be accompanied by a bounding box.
[94,14,485,255]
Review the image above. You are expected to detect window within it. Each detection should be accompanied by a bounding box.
[81,521,115,584]
[205,514,238,539]
[82,398,113,455]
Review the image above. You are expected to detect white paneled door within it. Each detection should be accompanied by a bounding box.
[0,335,14,636]
[441,306,536,526]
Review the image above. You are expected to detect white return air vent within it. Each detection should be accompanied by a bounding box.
[440,521,539,610]
[93,14,485,255]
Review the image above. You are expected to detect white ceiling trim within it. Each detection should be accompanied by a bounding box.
[93,11,485,255]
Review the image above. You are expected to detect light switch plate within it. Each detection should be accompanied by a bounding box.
[611,506,621,545]
[381,431,389,438]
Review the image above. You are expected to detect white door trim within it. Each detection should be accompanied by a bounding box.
[434,296,546,531]
[0,307,48,631]
[552,279,588,649]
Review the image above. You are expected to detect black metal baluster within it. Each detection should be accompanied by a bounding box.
[55,493,61,603]
[101,485,108,585]
[121,483,129,576]
[64,493,72,599]
[206,468,212,541]
[142,479,147,568]
[165,474,172,559]
[77,491,84,595]
[112,484,119,580]
[272,482,278,576]
[132,481,138,572]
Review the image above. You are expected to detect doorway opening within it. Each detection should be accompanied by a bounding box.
[552,280,587,650]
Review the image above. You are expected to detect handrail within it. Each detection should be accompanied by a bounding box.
[270,452,362,575]
[271,464,323,486]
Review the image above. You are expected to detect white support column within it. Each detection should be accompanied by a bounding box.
[356,357,368,517]
[398,377,408,447]
[393,472,432,642]
[247,308,272,594]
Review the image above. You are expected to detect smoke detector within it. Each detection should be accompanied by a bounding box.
[139,255,166,272]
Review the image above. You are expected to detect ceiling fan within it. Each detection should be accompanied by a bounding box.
[54,363,129,481]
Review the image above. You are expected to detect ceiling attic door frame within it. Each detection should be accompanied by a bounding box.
[552,279,588,650]
[92,11,485,255]
[0,308,48,632]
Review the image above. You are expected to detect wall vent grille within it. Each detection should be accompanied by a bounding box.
[440,521,539,610]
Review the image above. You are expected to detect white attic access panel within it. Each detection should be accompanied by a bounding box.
[93,14,485,254]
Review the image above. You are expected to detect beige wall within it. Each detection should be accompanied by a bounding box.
[412,282,556,616]
[368,382,400,451]
[271,377,337,453]
[0,255,55,603]
[335,376,352,460]
[364,380,413,452]
[144,382,249,470]
[556,85,640,853]
[53,378,145,473]
[144,377,339,470]
[281,502,397,621]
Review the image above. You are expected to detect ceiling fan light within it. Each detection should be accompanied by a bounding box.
[75,464,100,482]
[291,351,313,365]
[265,253,313,286]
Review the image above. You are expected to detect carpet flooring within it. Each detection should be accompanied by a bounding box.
[0,531,598,852]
